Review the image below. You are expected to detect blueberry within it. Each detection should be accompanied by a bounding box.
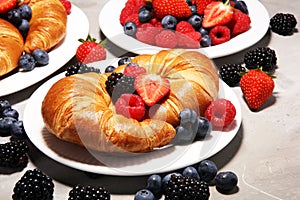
[18,4,32,20]
[10,120,27,139]
[18,19,30,38]
[195,116,212,140]
[185,0,193,6]
[189,5,198,15]
[124,21,137,36]
[182,166,200,180]
[197,160,218,182]
[105,65,116,73]
[178,108,198,129]
[199,27,209,36]
[200,35,212,47]
[138,9,152,23]
[118,57,131,66]
[188,14,202,30]
[7,9,22,26]
[134,189,155,200]
[126,62,139,67]
[215,171,238,192]
[161,15,177,30]
[234,1,248,14]
[18,53,36,72]
[146,174,162,194]
[0,117,17,137]
[0,100,11,114]
[32,49,49,66]
[172,125,196,145]
[2,108,19,120]
[139,5,153,12]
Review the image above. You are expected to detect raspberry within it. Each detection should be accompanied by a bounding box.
[175,21,195,34]
[204,98,236,127]
[123,65,147,77]
[155,30,177,48]
[115,94,146,121]
[136,26,160,45]
[125,0,146,8]
[120,5,139,25]
[60,0,71,15]
[125,13,141,27]
[226,9,251,37]
[209,25,231,45]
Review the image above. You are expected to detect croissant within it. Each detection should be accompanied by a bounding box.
[0,19,24,77]
[41,49,219,153]
[24,0,67,53]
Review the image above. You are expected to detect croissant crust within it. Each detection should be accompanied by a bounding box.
[42,49,219,153]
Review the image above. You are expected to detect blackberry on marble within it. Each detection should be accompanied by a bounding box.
[65,62,101,76]
[12,168,54,200]
[0,140,29,174]
[219,63,246,87]
[164,174,210,200]
[270,13,297,36]
[244,47,277,73]
[68,185,110,200]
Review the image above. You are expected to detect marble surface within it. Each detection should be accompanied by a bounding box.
[1,0,300,199]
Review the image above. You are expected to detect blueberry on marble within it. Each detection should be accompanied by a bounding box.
[146,174,162,194]
[124,21,137,36]
[32,49,49,66]
[188,14,203,30]
[215,171,238,192]
[182,166,200,180]
[161,15,177,30]
[134,189,155,200]
[197,159,218,182]
[18,53,36,72]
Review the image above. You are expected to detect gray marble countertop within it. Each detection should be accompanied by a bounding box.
[1,0,300,199]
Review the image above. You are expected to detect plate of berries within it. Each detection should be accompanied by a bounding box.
[99,0,269,58]
[23,57,242,176]
[0,4,89,97]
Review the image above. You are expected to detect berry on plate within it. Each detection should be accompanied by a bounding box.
[155,29,178,48]
[209,25,231,45]
[76,35,106,64]
[226,9,251,37]
[205,98,236,128]
[152,0,191,19]
[0,0,17,14]
[60,0,71,15]
[240,68,275,110]
[195,0,213,15]
[202,0,234,28]
[123,65,147,77]
[134,74,170,106]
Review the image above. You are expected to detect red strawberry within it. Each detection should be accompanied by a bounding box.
[209,25,231,45]
[195,0,213,15]
[0,0,17,14]
[202,0,234,28]
[115,94,146,121]
[152,0,191,19]
[134,74,170,106]
[60,0,71,15]
[240,68,275,110]
[205,98,236,127]
[226,9,251,37]
[76,35,106,64]
[123,66,147,77]
[155,30,178,48]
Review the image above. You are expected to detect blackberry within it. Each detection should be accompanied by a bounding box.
[105,72,136,102]
[12,168,54,200]
[65,62,101,76]
[244,47,277,73]
[270,13,297,36]
[0,140,29,174]
[68,185,110,200]
[164,174,210,200]
[219,64,246,87]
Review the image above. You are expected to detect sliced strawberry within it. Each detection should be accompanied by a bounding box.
[202,1,234,28]
[123,65,147,77]
[134,74,170,106]
[152,0,191,19]
[0,0,17,14]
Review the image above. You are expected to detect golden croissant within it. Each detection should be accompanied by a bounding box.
[0,19,24,77]
[41,49,219,153]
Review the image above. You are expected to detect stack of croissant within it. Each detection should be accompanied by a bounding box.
[0,0,67,76]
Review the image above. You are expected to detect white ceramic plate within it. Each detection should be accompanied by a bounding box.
[24,58,242,176]
[99,0,269,58]
[0,5,89,97]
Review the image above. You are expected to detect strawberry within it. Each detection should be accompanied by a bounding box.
[202,0,234,28]
[226,9,251,37]
[134,74,170,106]
[155,29,178,48]
[152,0,191,19]
[0,0,17,14]
[115,94,146,121]
[76,35,106,64]
[195,0,213,15]
[60,0,72,15]
[240,68,275,110]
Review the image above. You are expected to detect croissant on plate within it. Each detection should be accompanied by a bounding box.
[24,0,67,53]
[41,49,219,153]
[0,19,24,77]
